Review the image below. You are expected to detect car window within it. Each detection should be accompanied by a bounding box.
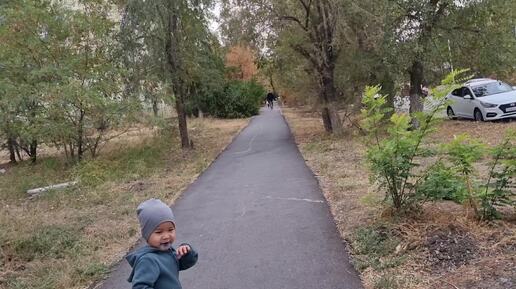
[462,88,473,98]
[470,81,512,98]
[451,88,462,97]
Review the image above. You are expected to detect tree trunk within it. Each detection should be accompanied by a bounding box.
[15,143,22,162]
[321,107,332,132]
[77,135,83,160]
[320,66,343,134]
[409,60,425,128]
[29,140,37,163]
[285,0,342,134]
[7,137,17,164]
[269,73,277,95]
[69,143,75,159]
[152,99,159,117]
[77,109,85,161]
[64,142,69,158]
[175,92,191,148]
[166,3,191,149]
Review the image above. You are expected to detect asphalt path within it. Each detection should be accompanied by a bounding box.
[97,104,363,289]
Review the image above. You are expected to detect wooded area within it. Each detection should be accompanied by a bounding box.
[2,0,516,162]
[1,0,516,163]
[0,0,265,164]
[220,0,516,129]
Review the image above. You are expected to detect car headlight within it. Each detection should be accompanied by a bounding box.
[480,101,497,108]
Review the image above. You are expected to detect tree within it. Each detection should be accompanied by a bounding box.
[273,0,348,133]
[380,0,458,127]
[221,0,354,134]
[225,45,258,80]
[121,0,217,148]
[0,0,59,163]
[0,0,135,162]
[445,0,516,79]
[49,1,134,160]
[382,0,516,126]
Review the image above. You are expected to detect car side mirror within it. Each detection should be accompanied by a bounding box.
[464,94,472,99]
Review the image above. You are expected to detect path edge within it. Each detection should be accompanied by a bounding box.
[279,107,364,285]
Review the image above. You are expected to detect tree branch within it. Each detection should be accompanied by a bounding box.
[278,15,308,31]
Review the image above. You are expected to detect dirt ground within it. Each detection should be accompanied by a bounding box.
[282,107,516,289]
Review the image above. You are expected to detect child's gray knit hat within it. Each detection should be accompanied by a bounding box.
[136,198,175,241]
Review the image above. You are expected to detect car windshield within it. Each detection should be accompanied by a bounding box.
[471,81,513,97]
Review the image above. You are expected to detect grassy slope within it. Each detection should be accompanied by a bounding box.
[0,118,248,289]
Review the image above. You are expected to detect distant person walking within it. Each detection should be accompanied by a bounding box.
[266,92,276,110]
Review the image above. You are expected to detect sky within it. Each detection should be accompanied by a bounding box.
[209,2,222,38]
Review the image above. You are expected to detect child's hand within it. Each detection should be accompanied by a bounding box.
[176,245,191,259]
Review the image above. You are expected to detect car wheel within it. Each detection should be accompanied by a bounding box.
[474,108,484,122]
[447,107,456,119]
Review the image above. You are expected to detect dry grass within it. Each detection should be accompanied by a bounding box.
[282,107,515,289]
[428,119,516,146]
[0,126,158,165]
[0,117,248,289]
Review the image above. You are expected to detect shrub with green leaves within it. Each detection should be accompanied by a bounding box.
[362,70,515,219]
[361,70,468,211]
[479,129,516,219]
[189,79,266,118]
[438,131,515,220]
[441,134,486,215]
[417,161,467,202]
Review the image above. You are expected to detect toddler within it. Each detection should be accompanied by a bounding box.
[127,198,198,289]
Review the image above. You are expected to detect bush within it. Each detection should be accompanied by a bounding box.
[479,129,516,220]
[187,79,266,118]
[361,70,467,211]
[417,161,467,202]
[362,70,515,220]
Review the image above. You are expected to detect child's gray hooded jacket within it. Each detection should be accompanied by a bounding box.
[126,244,198,289]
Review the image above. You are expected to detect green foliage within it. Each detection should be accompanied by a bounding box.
[74,161,110,187]
[443,134,485,176]
[363,70,514,220]
[203,79,266,118]
[446,0,516,79]
[417,161,466,202]
[361,85,393,138]
[0,0,57,162]
[0,0,137,162]
[438,131,516,220]
[479,130,516,220]
[74,136,169,187]
[184,44,227,117]
[361,70,467,211]
[440,134,486,215]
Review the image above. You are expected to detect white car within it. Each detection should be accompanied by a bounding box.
[446,78,516,121]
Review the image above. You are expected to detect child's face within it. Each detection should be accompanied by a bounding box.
[147,221,176,251]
